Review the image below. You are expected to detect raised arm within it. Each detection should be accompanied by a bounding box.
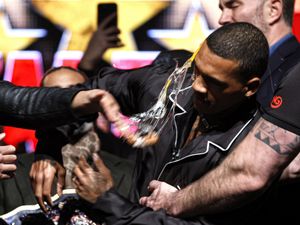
[0,81,84,128]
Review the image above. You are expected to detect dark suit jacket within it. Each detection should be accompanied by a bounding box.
[257,35,300,108]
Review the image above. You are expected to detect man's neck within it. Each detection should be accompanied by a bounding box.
[202,98,256,132]
[267,23,292,46]
[184,98,256,148]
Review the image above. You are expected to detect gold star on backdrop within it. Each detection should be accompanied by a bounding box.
[32,0,169,60]
[149,13,209,53]
[0,13,36,56]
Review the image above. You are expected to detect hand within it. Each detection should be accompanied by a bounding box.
[280,152,300,182]
[0,133,17,179]
[71,89,121,124]
[139,180,178,211]
[79,12,124,71]
[73,153,113,203]
[29,159,65,212]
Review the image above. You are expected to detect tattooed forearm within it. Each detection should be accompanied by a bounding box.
[254,120,300,155]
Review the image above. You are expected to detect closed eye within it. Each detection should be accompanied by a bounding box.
[193,65,228,90]
[220,0,240,10]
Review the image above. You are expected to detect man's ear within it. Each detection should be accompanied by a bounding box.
[268,0,283,25]
[243,77,261,97]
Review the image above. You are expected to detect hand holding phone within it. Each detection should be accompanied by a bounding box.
[79,2,122,70]
[96,2,122,47]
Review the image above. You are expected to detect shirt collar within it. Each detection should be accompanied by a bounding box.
[269,33,293,56]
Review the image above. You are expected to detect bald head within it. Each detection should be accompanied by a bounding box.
[41,67,88,88]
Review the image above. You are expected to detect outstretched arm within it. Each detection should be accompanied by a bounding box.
[0,81,121,129]
[165,63,300,217]
[71,89,120,123]
[144,118,300,217]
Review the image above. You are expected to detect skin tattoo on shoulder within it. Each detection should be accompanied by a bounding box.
[254,120,300,155]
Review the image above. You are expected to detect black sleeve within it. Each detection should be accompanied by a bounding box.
[0,81,85,129]
[35,128,69,164]
[80,64,174,115]
[79,50,193,115]
[261,63,300,135]
[90,189,205,225]
[78,59,111,78]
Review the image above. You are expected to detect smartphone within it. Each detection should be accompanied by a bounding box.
[97,3,118,27]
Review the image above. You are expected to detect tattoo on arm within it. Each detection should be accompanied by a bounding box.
[254,121,300,155]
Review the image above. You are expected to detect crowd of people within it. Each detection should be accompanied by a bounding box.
[0,0,300,225]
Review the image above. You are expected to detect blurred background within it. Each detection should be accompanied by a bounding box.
[0,0,299,153]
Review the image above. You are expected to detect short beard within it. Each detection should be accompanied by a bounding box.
[253,0,270,38]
